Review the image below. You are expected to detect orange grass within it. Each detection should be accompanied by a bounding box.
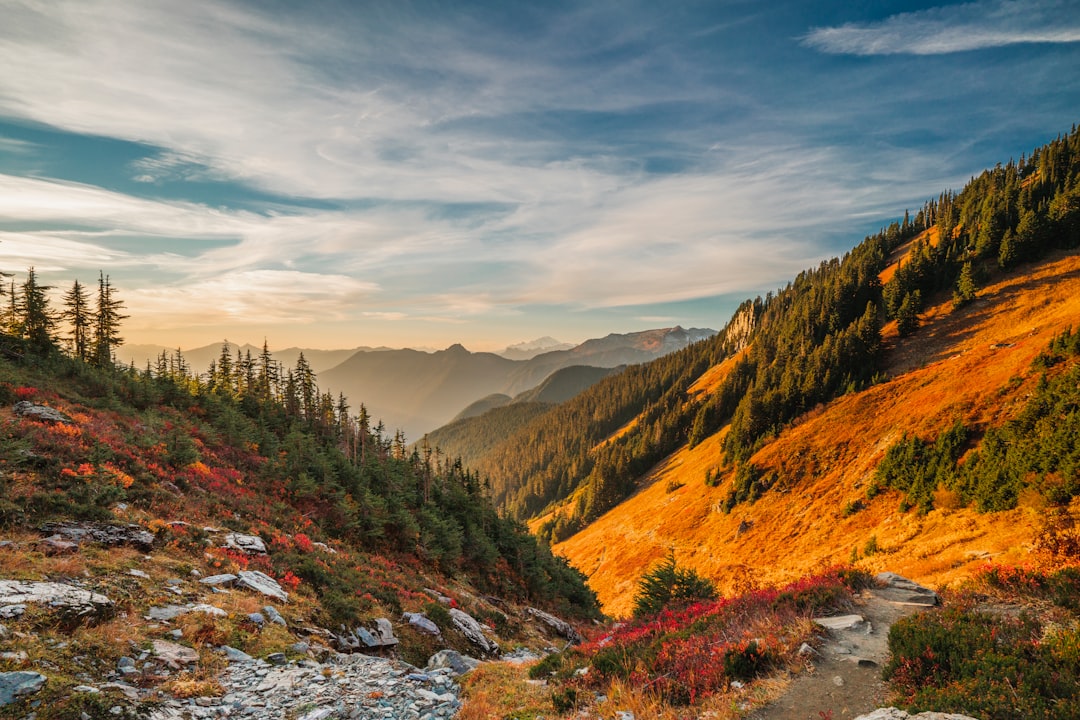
[556,250,1080,617]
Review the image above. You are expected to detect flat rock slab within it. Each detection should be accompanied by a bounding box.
[814,614,870,632]
[236,570,287,602]
[873,572,939,606]
[224,533,267,555]
[402,611,441,635]
[0,671,46,706]
[855,709,980,720]
[13,401,73,425]
[0,580,112,621]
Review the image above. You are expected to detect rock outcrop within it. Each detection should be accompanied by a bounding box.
[449,608,499,656]
[525,606,582,644]
[0,580,113,621]
[38,522,155,551]
[13,401,74,425]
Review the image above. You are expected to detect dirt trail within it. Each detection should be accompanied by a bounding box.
[750,585,933,720]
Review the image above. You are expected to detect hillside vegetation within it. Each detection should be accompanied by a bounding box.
[549,119,1080,615]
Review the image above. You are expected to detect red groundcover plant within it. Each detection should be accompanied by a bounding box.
[547,568,867,706]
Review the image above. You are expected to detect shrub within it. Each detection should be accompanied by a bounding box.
[632,551,717,617]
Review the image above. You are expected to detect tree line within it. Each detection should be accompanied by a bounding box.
[0,268,598,617]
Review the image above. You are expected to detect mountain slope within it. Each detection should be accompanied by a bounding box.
[553,249,1080,616]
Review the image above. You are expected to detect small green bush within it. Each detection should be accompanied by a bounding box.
[632,551,717,617]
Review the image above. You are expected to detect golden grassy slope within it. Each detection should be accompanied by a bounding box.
[555,249,1080,618]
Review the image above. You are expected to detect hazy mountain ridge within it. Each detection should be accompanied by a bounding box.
[319,327,715,441]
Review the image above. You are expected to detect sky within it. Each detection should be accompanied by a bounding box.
[0,0,1078,352]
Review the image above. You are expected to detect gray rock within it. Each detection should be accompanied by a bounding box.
[128,569,150,579]
[13,401,73,424]
[0,605,26,619]
[262,605,286,626]
[224,533,267,555]
[246,612,265,626]
[374,617,398,646]
[814,614,869,632]
[151,640,199,669]
[236,570,287,602]
[525,606,582,644]
[117,656,138,675]
[449,608,499,656]
[219,646,254,663]
[854,709,981,720]
[0,671,47,706]
[39,522,155,551]
[265,653,287,665]
[874,572,940,606]
[402,611,441,635]
[198,573,237,587]
[426,649,480,676]
[0,580,112,621]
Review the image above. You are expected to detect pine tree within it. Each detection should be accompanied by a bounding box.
[895,290,921,337]
[93,272,128,367]
[62,279,93,361]
[952,262,978,308]
[19,267,57,353]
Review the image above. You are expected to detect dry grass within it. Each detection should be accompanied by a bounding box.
[456,661,555,719]
[556,250,1080,617]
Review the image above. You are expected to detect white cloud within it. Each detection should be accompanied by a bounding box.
[803,1,1080,56]
[125,270,377,330]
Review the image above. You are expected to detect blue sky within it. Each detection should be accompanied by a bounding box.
[0,0,1077,351]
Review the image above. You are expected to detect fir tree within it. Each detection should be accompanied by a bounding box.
[93,272,127,367]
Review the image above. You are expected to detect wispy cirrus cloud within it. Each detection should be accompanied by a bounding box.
[803,0,1080,56]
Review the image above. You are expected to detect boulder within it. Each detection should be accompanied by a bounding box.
[525,607,582,644]
[224,533,267,555]
[854,709,980,720]
[151,639,199,669]
[199,573,238,587]
[449,608,499,656]
[38,522,155,551]
[263,605,287,626]
[426,649,480,676]
[0,580,112,622]
[13,401,73,425]
[402,611,441,636]
[236,570,287,602]
[335,618,397,652]
[874,572,939,606]
[0,671,47,706]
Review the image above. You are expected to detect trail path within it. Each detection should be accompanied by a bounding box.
[750,575,938,720]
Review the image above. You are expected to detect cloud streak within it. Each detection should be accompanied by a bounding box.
[803,1,1080,56]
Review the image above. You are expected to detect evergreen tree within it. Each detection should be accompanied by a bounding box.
[62,279,93,361]
[952,262,978,308]
[895,290,921,337]
[93,272,127,366]
[632,551,716,617]
[19,267,57,352]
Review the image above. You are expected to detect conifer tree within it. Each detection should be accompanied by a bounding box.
[93,272,127,366]
[62,279,93,361]
[952,262,978,308]
[19,267,57,353]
